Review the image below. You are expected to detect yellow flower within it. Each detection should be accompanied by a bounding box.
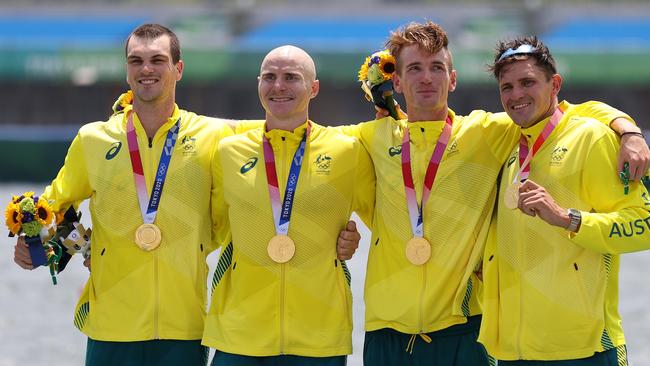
[358,56,371,81]
[5,202,22,235]
[357,50,396,84]
[12,191,34,204]
[375,50,396,81]
[121,90,134,108]
[35,197,54,227]
[112,90,134,115]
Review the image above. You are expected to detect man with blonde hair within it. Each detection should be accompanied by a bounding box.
[353,21,648,365]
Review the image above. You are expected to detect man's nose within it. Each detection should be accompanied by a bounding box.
[141,63,155,74]
[273,78,286,90]
[421,69,434,84]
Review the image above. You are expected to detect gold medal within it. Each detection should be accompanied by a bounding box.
[267,235,295,263]
[135,223,162,251]
[405,237,431,265]
[503,182,520,210]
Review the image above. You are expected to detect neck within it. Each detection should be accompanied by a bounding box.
[265,114,307,132]
[407,105,448,122]
[132,98,175,138]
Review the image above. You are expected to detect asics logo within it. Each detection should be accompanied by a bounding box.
[105,142,122,160]
[388,146,402,157]
[240,157,258,174]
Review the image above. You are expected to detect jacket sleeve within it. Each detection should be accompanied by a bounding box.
[572,101,634,127]
[209,139,232,254]
[42,132,92,212]
[478,111,521,166]
[351,140,375,228]
[570,129,650,254]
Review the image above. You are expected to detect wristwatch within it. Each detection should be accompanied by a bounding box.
[566,208,582,233]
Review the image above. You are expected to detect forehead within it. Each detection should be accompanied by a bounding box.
[499,59,544,81]
[260,55,307,74]
[126,35,171,57]
[399,44,449,65]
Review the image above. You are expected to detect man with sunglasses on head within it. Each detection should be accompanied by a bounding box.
[479,36,650,366]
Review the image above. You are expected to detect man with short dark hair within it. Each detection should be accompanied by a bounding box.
[13,23,233,366]
[479,35,650,365]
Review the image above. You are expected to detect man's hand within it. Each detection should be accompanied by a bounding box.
[337,220,361,260]
[374,104,407,120]
[619,133,650,181]
[518,180,571,229]
[612,117,650,181]
[14,236,34,270]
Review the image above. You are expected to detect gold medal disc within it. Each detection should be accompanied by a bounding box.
[503,182,521,210]
[135,223,162,251]
[267,235,295,263]
[405,237,431,265]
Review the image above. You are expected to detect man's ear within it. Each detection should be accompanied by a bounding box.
[175,60,184,81]
[310,79,320,99]
[551,73,562,97]
[393,72,403,93]
[448,69,457,93]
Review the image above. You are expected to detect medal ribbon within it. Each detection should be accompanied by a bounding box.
[263,123,311,236]
[126,112,180,224]
[511,107,564,185]
[401,117,453,238]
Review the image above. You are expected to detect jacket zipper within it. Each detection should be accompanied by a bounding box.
[418,264,427,333]
[417,135,427,333]
[278,135,287,354]
[149,132,160,339]
[516,208,524,358]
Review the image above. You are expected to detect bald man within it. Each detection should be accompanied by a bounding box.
[201,45,376,366]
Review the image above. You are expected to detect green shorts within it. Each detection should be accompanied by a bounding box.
[210,351,347,366]
[86,338,208,366]
[498,345,628,366]
[363,315,492,366]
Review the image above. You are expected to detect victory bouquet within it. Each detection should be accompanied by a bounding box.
[5,193,91,284]
[358,49,399,120]
[112,89,133,115]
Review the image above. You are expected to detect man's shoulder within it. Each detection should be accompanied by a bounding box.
[177,111,236,142]
[220,126,262,149]
[563,113,617,146]
[181,110,228,129]
[77,114,123,138]
[314,122,359,143]
[458,109,510,127]
[567,113,613,132]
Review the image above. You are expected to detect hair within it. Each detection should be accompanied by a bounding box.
[489,36,557,80]
[125,23,181,64]
[385,21,452,73]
